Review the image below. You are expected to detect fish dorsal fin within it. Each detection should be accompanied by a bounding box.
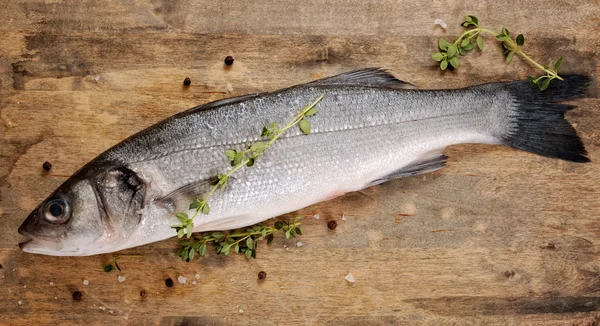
[308,68,416,89]
[366,154,448,187]
[185,93,261,115]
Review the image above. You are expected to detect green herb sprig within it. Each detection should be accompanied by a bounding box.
[171,95,323,239]
[177,216,302,261]
[170,95,323,261]
[432,15,563,90]
[102,255,145,272]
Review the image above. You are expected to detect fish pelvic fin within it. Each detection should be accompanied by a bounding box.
[308,68,417,89]
[501,75,591,163]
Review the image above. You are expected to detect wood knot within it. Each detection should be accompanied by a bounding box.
[540,243,556,250]
[316,47,329,61]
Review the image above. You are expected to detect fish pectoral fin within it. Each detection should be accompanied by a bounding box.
[155,179,214,213]
[366,154,448,187]
[308,68,417,89]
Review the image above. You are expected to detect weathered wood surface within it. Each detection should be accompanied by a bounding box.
[1,0,599,325]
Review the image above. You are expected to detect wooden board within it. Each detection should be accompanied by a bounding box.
[1,0,599,325]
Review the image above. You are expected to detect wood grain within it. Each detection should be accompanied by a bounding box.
[1,0,599,325]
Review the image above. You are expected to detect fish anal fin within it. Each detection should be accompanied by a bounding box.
[308,68,416,89]
[367,154,448,187]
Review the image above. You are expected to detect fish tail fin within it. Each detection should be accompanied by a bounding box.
[500,75,591,163]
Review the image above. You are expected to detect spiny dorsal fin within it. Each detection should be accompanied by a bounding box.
[308,68,416,89]
[184,93,261,115]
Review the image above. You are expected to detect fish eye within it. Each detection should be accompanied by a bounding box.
[43,199,71,224]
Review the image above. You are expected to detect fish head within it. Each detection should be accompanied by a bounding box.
[19,165,146,256]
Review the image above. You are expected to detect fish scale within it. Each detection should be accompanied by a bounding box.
[18,69,590,255]
[100,87,537,235]
[110,87,482,164]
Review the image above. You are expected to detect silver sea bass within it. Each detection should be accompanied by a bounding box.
[19,69,591,256]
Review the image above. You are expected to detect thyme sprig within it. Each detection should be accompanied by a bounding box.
[177,217,302,261]
[171,95,323,239]
[102,255,145,272]
[432,15,563,90]
[170,94,323,260]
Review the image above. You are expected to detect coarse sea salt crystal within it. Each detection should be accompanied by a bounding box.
[192,281,197,286]
[195,274,200,280]
[313,214,320,220]
[18,300,22,305]
[178,276,187,284]
[83,280,89,286]
[49,282,54,286]
[342,215,347,221]
[118,276,126,282]
[238,308,244,313]
[345,272,356,283]
[434,18,448,29]
[296,241,303,248]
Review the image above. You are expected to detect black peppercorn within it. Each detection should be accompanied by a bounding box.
[258,271,267,280]
[165,278,174,287]
[224,56,234,66]
[327,220,337,230]
[42,162,52,171]
[183,77,191,86]
[140,289,147,297]
[72,291,82,300]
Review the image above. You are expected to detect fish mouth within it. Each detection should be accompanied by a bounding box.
[17,224,35,245]
[18,209,66,255]
[18,238,32,250]
[18,237,78,256]
[19,224,114,257]
[17,219,52,248]
[18,211,32,236]
[18,230,78,256]
[17,220,33,238]
[17,208,46,240]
